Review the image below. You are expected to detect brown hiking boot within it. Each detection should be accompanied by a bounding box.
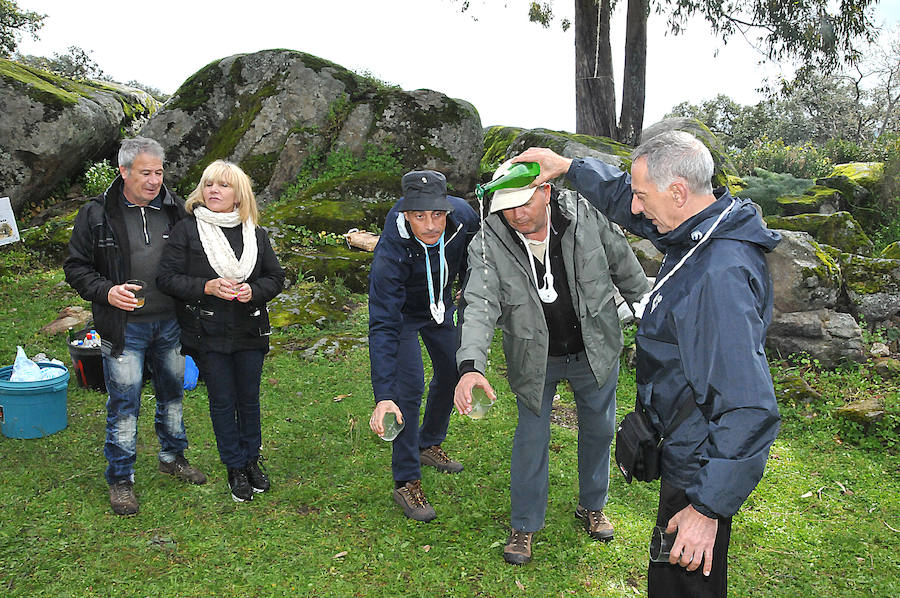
[159,454,207,485]
[575,504,614,541]
[109,480,139,516]
[503,528,533,565]
[392,480,437,522]
[419,445,464,473]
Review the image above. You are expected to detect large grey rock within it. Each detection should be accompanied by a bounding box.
[0,58,160,215]
[766,309,865,368]
[141,49,482,203]
[766,230,842,313]
[838,252,900,323]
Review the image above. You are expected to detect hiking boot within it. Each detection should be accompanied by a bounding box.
[228,467,253,502]
[109,480,139,516]
[159,454,207,485]
[246,457,270,493]
[419,445,464,474]
[392,480,436,522]
[575,504,614,541]
[503,528,533,565]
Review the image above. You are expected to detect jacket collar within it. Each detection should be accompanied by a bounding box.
[395,210,464,247]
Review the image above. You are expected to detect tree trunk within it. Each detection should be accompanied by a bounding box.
[619,0,648,145]
[575,0,616,137]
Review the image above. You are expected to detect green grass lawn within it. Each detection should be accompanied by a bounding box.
[0,267,898,596]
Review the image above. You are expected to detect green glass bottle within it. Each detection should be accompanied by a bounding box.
[475,162,540,200]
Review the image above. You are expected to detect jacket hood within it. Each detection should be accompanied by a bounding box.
[660,188,781,253]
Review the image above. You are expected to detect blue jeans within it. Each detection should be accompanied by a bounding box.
[102,319,188,484]
[510,353,618,532]
[196,350,265,469]
[391,318,459,482]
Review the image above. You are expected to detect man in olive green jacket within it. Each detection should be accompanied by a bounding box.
[454,170,649,565]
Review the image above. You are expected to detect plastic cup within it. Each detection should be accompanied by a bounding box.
[127,279,146,308]
[649,525,678,562]
[379,411,404,441]
[467,386,495,420]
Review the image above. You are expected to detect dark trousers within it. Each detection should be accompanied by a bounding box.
[198,350,265,469]
[648,481,732,598]
[391,319,459,482]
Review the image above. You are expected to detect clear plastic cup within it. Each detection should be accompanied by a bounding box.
[649,525,678,562]
[379,411,404,441]
[467,386,495,420]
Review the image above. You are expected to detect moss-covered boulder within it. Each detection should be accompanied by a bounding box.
[774,372,822,404]
[641,117,738,188]
[764,211,873,256]
[267,280,350,329]
[141,49,482,203]
[726,174,747,196]
[261,170,398,235]
[0,58,160,215]
[481,126,525,175]
[776,185,843,216]
[816,162,886,232]
[837,253,900,323]
[880,242,900,260]
[823,162,884,195]
[272,242,373,294]
[835,398,884,427]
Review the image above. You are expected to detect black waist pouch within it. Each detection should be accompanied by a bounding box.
[615,398,696,484]
[615,409,661,483]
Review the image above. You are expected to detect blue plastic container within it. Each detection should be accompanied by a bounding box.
[0,362,70,439]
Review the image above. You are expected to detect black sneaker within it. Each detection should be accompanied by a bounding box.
[246,457,270,493]
[227,467,253,502]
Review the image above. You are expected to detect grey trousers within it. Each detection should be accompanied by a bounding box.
[510,352,619,532]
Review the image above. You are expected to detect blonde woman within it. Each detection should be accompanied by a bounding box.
[158,160,284,503]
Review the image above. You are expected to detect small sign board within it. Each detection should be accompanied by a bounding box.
[0,197,20,246]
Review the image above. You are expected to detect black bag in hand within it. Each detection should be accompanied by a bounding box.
[615,398,696,483]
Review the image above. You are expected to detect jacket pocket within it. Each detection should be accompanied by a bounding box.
[497,293,536,340]
[246,305,272,337]
[198,307,226,337]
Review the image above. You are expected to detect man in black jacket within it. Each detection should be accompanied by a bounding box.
[65,137,207,516]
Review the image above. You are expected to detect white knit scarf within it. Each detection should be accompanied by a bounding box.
[193,206,258,282]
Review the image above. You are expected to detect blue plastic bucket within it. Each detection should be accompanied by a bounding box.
[0,362,70,439]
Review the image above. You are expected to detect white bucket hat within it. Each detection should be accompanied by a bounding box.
[488,159,543,214]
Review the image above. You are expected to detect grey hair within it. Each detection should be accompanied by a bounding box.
[118,137,165,169]
[631,131,714,195]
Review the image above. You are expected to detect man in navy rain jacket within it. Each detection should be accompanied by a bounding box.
[517,131,781,598]
[368,170,479,522]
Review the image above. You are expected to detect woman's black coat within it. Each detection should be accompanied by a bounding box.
[157,216,285,357]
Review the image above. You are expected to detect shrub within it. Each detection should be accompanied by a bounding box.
[732,168,813,216]
[732,137,832,179]
[82,160,117,197]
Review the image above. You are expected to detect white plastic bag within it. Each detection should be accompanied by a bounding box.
[10,346,42,382]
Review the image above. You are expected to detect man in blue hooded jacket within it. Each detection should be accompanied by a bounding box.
[368,170,479,522]
[517,131,781,598]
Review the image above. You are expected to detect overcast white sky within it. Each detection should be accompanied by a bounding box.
[13,0,900,132]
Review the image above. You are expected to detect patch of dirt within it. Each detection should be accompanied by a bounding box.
[551,404,578,430]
